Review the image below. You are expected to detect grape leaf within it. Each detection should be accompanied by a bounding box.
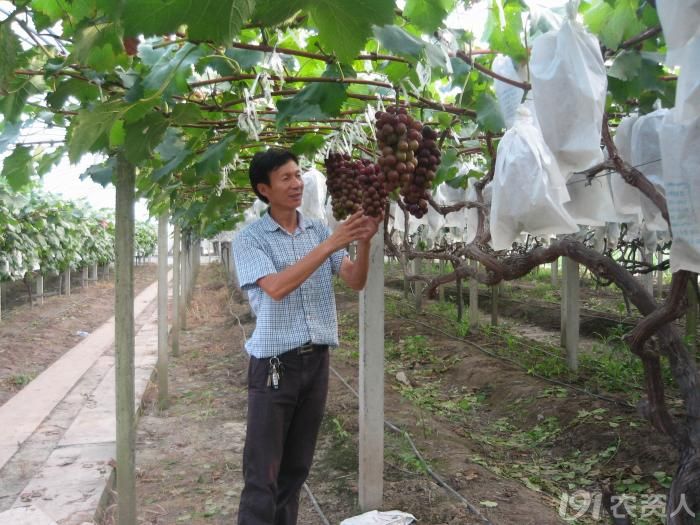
[3,79,35,123]
[142,43,204,99]
[0,24,21,92]
[276,65,350,128]
[310,0,395,63]
[404,0,455,34]
[123,112,169,164]
[251,0,304,26]
[0,122,21,155]
[1,145,33,191]
[80,158,116,187]
[68,100,126,163]
[608,51,641,81]
[291,133,326,156]
[483,0,527,61]
[373,25,424,60]
[123,0,255,44]
[475,93,505,133]
[195,132,242,177]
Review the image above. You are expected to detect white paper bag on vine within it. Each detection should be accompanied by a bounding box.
[610,115,643,221]
[674,35,700,122]
[492,55,526,129]
[426,196,446,240]
[529,0,607,176]
[435,181,468,228]
[390,201,426,235]
[630,108,669,232]
[656,0,700,66]
[490,106,578,251]
[564,170,620,226]
[660,109,700,273]
[298,168,328,223]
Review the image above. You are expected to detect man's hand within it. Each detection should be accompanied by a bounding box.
[329,210,377,249]
[357,213,383,243]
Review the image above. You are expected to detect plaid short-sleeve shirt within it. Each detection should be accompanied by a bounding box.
[232,210,347,358]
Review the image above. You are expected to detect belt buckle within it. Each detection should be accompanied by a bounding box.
[297,343,314,355]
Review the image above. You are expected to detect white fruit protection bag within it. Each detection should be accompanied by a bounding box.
[489,106,578,251]
[610,115,643,221]
[529,0,607,176]
[660,99,700,272]
[299,168,328,223]
[492,55,526,129]
[630,109,669,232]
[434,181,469,228]
[656,0,700,66]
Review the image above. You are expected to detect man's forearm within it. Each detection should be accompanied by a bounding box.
[345,239,371,290]
[257,240,336,300]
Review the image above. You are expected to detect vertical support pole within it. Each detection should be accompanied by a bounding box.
[456,275,464,322]
[172,225,181,357]
[157,211,169,410]
[115,153,136,525]
[491,283,499,326]
[687,279,698,351]
[37,275,44,305]
[359,231,384,511]
[439,260,445,302]
[401,252,409,300]
[656,255,664,299]
[551,258,558,286]
[469,259,479,328]
[561,257,579,371]
[180,237,188,331]
[82,266,89,288]
[91,263,98,282]
[64,268,71,296]
[413,258,423,313]
[641,248,654,297]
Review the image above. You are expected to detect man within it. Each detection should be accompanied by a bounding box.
[232,148,380,525]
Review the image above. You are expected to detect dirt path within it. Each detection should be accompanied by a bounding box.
[126,264,572,524]
[0,264,158,406]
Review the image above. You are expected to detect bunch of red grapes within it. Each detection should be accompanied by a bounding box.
[375,106,441,218]
[325,153,386,220]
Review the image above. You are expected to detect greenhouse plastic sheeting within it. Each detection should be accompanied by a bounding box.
[660,110,700,273]
[340,510,416,525]
[530,6,606,176]
[490,106,578,250]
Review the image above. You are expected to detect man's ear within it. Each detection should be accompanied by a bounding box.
[256,182,270,200]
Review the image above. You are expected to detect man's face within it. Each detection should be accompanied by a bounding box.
[257,159,304,209]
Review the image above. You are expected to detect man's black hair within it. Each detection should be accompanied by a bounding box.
[249,148,299,203]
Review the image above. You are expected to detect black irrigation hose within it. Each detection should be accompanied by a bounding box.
[395,313,635,409]
[329,366,495,525]
[385,292,681,405]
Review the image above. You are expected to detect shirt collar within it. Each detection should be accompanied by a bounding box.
[261,209,312,232]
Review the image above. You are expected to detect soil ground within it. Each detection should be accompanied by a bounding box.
[0,263,157,406]
[0,261,681,524]
[120,263,676,524]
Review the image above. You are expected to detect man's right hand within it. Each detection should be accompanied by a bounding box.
[328,211,377,250]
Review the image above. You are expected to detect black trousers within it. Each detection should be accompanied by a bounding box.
[237,347,329,525]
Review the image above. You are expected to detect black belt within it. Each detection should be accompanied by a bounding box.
[294,342,328,355]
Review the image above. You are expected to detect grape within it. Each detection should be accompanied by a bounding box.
[325,154,386,220]
[374,106,442,218]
